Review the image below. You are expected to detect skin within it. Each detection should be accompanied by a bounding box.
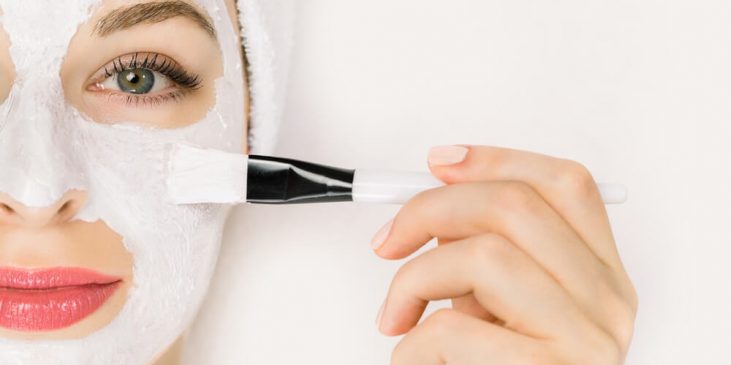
[0,0,638,364]
[373,145,638,364]
[0,0,248,353]
[0,190,133,341]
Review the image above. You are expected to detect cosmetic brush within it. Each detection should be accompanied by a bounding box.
[166,144,628,205]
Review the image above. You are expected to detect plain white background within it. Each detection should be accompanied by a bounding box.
[184,0,731,363]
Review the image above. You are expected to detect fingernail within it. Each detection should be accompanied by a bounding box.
[370,219,393,251]
[375,299,386,331]
[428,145,469,166]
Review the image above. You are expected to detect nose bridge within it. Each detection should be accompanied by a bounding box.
[0,73,87,208]
[0,0,93,209]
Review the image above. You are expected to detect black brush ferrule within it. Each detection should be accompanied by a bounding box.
[246,155,355,204]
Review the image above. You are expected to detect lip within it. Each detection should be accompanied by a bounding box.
[0,267,123,331]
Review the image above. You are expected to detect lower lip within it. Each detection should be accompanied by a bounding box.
[0,268,122,331]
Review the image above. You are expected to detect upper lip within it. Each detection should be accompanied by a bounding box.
[0,267,122,290]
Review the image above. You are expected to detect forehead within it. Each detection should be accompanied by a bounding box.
[0,0,98,75]
[91,0,217,37]
[91,0,242,37]
[0,0,236,41]
[0,0,240,77]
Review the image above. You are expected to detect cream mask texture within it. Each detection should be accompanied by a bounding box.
[0,0,246,363]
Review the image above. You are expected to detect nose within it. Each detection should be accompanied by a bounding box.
[0,190,87,228]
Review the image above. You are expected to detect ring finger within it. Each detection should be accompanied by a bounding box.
[378,233,597,342]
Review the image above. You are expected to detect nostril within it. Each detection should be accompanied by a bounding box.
[0,190,87,226]
[58,201,71,214]
[0,203,14,214]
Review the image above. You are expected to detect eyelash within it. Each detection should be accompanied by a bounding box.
[91,52,202,106]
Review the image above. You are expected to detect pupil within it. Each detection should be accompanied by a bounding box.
[118,68,154,94]
[125,72,140,84]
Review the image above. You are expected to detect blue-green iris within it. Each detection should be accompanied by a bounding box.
[117,68,155,94]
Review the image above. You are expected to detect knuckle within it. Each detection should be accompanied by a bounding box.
[406,186,433,207]
[551,313,624,365]
[465,233,514,271]
[391,258,419,290]
[600,278,639,351]
[399,190,430,221]
[495,181,541,215]
[614,318,637,352]
[555,160,599,198]
[422,308,459,337]
[390,338,410,365]
[608,295,638,351]
[399,188,449,229]
[391,309,457,365]
[626,281,639,314]
[586,287,637,354]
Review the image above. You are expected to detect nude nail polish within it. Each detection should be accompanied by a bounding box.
[370,219,393,250]
[428,145,469,166]
[375,300,385,330]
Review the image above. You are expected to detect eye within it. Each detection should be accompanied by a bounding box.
[101,67,172,95]
[87,52,203,106]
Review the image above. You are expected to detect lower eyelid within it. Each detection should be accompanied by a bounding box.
[86,79,181,98]
[90,88,188,107]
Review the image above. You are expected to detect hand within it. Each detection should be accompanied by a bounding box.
[370,145,637,364]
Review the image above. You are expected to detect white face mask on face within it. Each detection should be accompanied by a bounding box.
[0,0,245,363]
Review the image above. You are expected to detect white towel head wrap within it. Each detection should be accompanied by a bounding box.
[237,0,295,155]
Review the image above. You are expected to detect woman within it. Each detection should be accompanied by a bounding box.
[0,0,637,364]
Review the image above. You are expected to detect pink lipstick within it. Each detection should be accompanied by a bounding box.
[0,267,122,331]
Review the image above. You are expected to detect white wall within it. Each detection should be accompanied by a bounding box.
[184,0,731,363]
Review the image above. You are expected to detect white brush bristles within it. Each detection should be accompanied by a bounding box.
[166,144,248,204]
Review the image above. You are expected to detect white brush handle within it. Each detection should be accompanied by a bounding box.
[352,170,627,205]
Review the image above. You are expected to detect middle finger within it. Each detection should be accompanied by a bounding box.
[373,181,608,314]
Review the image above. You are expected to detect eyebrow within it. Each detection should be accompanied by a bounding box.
[94,0,216,38]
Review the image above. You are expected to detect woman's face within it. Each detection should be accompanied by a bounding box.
[0,0,247,363]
